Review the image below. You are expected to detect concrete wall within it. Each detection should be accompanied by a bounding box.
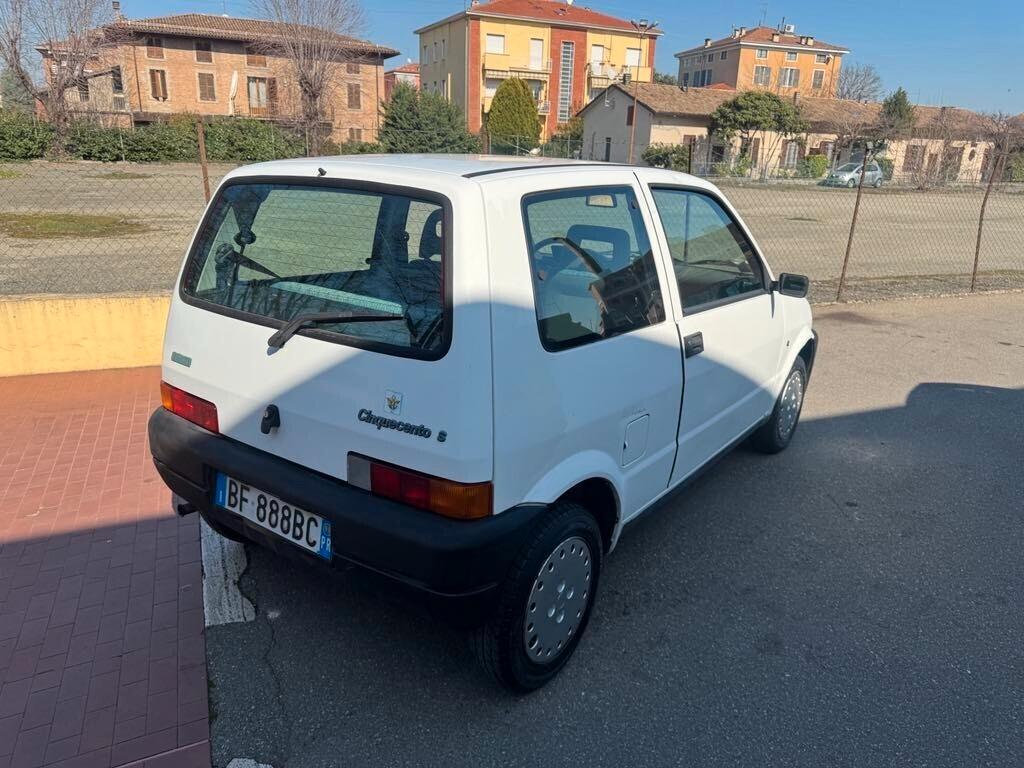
[0,295,169,377]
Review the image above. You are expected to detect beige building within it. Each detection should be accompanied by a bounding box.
[415,0,661,139]
[579,82,996,183]
[45,13,398,143]
[675,24,847,98]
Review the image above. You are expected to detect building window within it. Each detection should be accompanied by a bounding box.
[557,40,574,122]
[815,53,828,63]
[195,41,212,63]
[346,62,360,74]
[149,69,168,100]
[786,51,798,61]
[812,69,825,89]
[197,72,216,101]
[626,105,634,126]
[719,50,727,60]
[349,127,363,142]
[347,82,361,109]
[77,79,90,102]
[779,67,799,87]
[903,144,925,172]
[706,52,714,62]
[782,140,801,169]
[433,42,438,62]
[753,65,771,86]
[484,77,500,98]
[755,48,768,59]
[682,71,689,86]
[111,66,124,94]
[423,44,428,63]
[247,76,277,115]
[441,39,446,59]
[146,37,163,59]
[246,46,267,68]
[626,47,642,73]
[486,34,505,54]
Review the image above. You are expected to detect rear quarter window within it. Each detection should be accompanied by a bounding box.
[182,180,450,359]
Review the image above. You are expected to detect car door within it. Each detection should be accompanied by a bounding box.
[484,170,684,519]
[637,175,786,485]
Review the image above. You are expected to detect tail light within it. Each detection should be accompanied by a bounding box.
[160,381,219,433]
[348,454,492,520]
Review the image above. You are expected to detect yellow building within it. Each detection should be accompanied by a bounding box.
[675,24,847,98]
[416,0,661,139]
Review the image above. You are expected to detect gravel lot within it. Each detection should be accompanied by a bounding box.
[205,293,1024,767]
[0,161,1021,300]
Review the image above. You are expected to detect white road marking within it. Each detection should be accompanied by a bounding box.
[201,519,256,626]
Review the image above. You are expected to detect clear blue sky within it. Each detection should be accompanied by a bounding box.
[137,0,1023,113]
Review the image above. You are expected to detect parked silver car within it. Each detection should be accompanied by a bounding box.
[825,162,884,188]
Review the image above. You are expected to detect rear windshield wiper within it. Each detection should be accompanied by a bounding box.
[214,245,281,280]
[267,311,404,349]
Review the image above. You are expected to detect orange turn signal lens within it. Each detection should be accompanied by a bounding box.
[348,454,492,520]
[160,381,219,433]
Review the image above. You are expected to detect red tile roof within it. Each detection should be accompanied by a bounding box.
[704,82,736,91]
[110,13,399,57]
[418,0,661,35]
[678,25,847,54]
[387,62,420,75]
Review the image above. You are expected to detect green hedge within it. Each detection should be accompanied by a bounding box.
[642,142,691,171]
[796,154,828,178]
[0,110,52,160]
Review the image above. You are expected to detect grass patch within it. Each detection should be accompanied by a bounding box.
[0,213,148,239]
[87,171,153,180]
[0,169,21,179]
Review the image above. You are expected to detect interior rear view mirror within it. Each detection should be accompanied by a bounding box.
[776,273,809,298]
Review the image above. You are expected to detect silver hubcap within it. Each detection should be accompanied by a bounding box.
[523,536,592,664]
[777,370,804,441]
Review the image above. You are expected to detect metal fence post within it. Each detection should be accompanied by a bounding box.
[196,120,211,203]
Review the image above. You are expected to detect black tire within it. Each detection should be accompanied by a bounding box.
[873,178,883,188]
[750,356,808,454]
[471,502,603,693]
[847,178,857,188]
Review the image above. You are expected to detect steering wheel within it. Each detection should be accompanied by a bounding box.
[532,236,603,278]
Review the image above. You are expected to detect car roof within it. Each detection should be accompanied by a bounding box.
[220,153,718,193]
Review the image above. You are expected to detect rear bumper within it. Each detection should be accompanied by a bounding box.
[148,407,545,622]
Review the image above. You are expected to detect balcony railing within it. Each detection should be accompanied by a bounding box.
[536,100,550,115]
[484,53,553,80]
[587,64,652,85]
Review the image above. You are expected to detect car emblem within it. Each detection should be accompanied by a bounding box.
[384,390,403,415]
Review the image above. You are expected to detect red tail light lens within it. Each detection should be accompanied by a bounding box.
[350,455,492,520]
[160,381,219,433]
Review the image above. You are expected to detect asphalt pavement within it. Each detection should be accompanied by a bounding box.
[205,293,1024,768]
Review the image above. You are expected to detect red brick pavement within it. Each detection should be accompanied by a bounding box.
[0,368,210,768]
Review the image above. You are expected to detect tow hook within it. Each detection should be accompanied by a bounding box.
[172,493,197,517]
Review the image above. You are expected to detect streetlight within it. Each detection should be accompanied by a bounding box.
[628,18,658,164]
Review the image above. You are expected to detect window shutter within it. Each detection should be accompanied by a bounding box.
[267,77,278,110]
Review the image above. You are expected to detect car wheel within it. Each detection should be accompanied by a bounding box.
[750,357,808,454]
[873,178,883,188]
[847,178,857,188]
[471,502,602,692]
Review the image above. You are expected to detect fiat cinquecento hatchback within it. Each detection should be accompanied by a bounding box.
[149,155,817,691]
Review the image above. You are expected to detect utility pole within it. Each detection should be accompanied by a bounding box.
[628,18,658,164]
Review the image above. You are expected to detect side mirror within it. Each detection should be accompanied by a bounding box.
[775,273,809,298]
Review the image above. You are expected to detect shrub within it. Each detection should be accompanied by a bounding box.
[334,140,381,155]
[203,118,303,162]
[796,154,829,178]
[642,142,690,171]
[379,83,479,154]
[0,110,52,159]
[485,78,541,153]
[1004,152,1024,182]
[877,157,895,180]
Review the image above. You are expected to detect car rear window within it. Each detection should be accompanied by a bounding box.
[182,181,448,358]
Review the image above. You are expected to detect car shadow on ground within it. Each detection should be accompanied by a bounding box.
[206,381,1024,767]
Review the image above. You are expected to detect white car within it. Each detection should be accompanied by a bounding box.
[149,155,817,692]
[825,161,884,188]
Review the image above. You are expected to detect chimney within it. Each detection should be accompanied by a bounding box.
[704,38,711,47]
[739,26,747,36]
[731,28,739,39]
[771,32,780,42]
[806,36,814,45]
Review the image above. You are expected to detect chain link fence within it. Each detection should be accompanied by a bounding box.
[1,128,1022,303]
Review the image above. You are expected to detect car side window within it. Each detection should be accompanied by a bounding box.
[522,185,665,351]
[650,188,765,311]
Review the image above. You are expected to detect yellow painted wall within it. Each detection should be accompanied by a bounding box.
[585,31,653,81]
[0,295,169,377]
[418,17,469,111]
[678,43,842,97]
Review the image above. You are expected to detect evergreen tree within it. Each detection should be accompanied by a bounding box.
[1,68,34,113]
[379,83,479,154]
[485,78,540,153]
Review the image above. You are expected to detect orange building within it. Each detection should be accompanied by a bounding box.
[675,24,847,98]
[416,0,661,139]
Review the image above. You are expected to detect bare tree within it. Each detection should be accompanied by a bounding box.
[251,0,365,155]
[0,0,118,151]
[835,63,883,103]
[971,112,1023,291]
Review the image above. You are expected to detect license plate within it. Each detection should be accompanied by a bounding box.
[214,473,332,560]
